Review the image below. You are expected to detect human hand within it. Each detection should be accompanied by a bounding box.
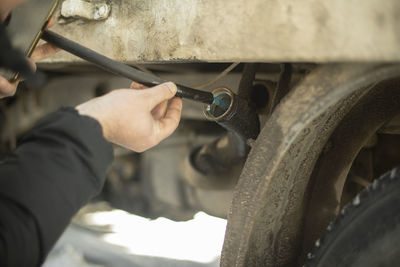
[129,81,171,121]
[0,18,60,98]
[76,82,183,152]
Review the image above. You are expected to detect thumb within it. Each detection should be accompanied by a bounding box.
[146,82,177,107]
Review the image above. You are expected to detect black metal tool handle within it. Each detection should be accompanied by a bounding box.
[41,30,214,104]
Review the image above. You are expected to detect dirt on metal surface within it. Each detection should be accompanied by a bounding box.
[43,0,400,63]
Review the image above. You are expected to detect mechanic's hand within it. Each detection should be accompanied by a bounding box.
[76,82,183,152]
[0,18,60,98]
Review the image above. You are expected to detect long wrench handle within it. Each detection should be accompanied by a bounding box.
[41,30,214,104]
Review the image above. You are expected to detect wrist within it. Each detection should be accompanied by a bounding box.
[75,102,110,141]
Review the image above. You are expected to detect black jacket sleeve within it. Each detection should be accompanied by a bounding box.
[0,107,113,266]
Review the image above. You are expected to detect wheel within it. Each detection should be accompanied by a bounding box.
[305,167,400,267]
[221,64,400,267]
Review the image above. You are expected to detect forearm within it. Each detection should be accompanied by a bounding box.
[0,197,41,266]
[0,107,113,265]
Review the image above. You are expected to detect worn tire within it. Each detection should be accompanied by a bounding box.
[305,167,400,267]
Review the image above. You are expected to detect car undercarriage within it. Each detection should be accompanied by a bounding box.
[2,0,400,266]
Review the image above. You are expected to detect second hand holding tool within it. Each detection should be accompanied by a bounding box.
[41,30,218,105]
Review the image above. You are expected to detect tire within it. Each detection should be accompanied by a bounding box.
[305,167,400,267]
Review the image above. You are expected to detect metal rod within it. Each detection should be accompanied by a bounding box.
[41,30,214,104]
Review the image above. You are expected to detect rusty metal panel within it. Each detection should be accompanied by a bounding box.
[42,0,400,64]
